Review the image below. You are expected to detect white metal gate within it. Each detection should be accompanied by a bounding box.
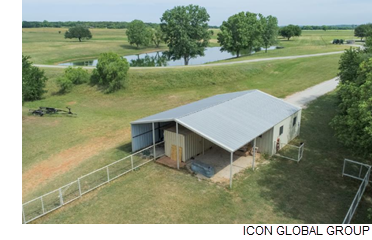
[273,141,304,163]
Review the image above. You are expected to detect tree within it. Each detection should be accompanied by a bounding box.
[151,25,164,48]
[65,26,92,42]
[354,24,372,41]
[322,25,328,31]
[160,4,212,65]
[56,67,90,93]
[22,55,47,102]
[279,24,301,40]
[91,52,130,93]
[330,48,372,157]
[259,14,278,53]
[217,12,262,58]
[126,20,152,48]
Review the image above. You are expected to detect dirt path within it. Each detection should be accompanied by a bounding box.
[284,77,339,108]
[22,128,130,198]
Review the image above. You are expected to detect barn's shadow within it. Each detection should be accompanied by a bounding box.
[116,142,132,153]
[235,94,371,223]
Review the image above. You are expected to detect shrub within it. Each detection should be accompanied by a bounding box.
[91,52,130,93]
[64,66,90,84]
[56,76,73,93]
[56,67,90,93]
[22,55,48,102]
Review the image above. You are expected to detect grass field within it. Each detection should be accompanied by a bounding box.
[22,54,343,202]
[22,28,371,223]
[22,28,354,65]
[22,28,168,64]
[210,30,356,63]
[30,92,372,224]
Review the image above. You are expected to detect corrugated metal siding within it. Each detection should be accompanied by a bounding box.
[131,122,171,152]
[255,128,274,155]
[164,126,215,161]
[273,110,302,151]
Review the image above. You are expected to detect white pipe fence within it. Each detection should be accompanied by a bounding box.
[342,159,371,224]
[274,141,304,163]
[22,141,165,224]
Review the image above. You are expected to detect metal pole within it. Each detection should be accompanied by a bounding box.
[202,138,205,155]
[22,205,26,224]
[230,152,233,188]
[131,155,134,171]
[252,138,256,170]
[342,159,346,177]
[106,166,110,182]
[359,165,363,178]
[78,178,82,196]
[152,122,156,160]
[59,188,64,206]
[41,196,45,214]
[176,122,179,170]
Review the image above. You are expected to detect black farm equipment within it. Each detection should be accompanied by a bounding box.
[29,107,77,117]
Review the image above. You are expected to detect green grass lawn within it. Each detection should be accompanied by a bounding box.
[31,92,372,224]
[22,28,168,64]
[22,54,342,202]
[209,30,356,63]
[23,28,354,65]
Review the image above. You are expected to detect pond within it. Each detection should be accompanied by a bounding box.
[59,46,278,67]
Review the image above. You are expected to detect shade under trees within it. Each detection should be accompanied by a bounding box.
[217,12,263,58]
[126,20,152,48]
[64,26,92,42]
[279,25,302,40]
[22,55,47,102]
[160,4,212,65]
[259,14,279,53]
[354,24,372,41]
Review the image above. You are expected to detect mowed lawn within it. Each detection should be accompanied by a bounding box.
[22,54,343,202]
[31,92,372,224]
[211,30,356,63]
[23,28,354,65]
[22,28,168,64]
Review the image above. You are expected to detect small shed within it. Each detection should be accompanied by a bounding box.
[130,90,302,187]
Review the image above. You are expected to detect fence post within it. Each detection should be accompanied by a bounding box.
[359,165,363,178]
[41,196,45,214]
[131,155,134,171]
[78,178,82,196]
[22,205,26,224]
[342,159,346,177]
[59,188,64,206]
[106,166,110,182]
[297,146,301,163]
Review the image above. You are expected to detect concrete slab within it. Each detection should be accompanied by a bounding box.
[186,146,259,183]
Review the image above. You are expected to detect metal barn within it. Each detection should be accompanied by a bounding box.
[130,90,302,187]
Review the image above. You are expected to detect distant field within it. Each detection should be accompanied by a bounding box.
[22,28,168,64]
[210,30,356,63]
[22,28,355,65]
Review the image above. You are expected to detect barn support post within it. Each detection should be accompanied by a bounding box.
[203,138,205,155]
[152,122,156,160]
[176,122,179,170]
[252,138,256,170]
[230,151,233,188]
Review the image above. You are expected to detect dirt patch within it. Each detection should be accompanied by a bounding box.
[67,101,76,105]
[22,128,131,197]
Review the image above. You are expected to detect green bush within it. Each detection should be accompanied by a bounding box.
[91,52,130,93]
[56,76,73,93]
[56,67,90,93]
[64,66,89,84]
[22,55,47,102]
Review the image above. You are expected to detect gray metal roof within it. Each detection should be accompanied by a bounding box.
[131,90,301,152]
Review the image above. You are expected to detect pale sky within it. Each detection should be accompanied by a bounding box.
[22,0,372,26]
